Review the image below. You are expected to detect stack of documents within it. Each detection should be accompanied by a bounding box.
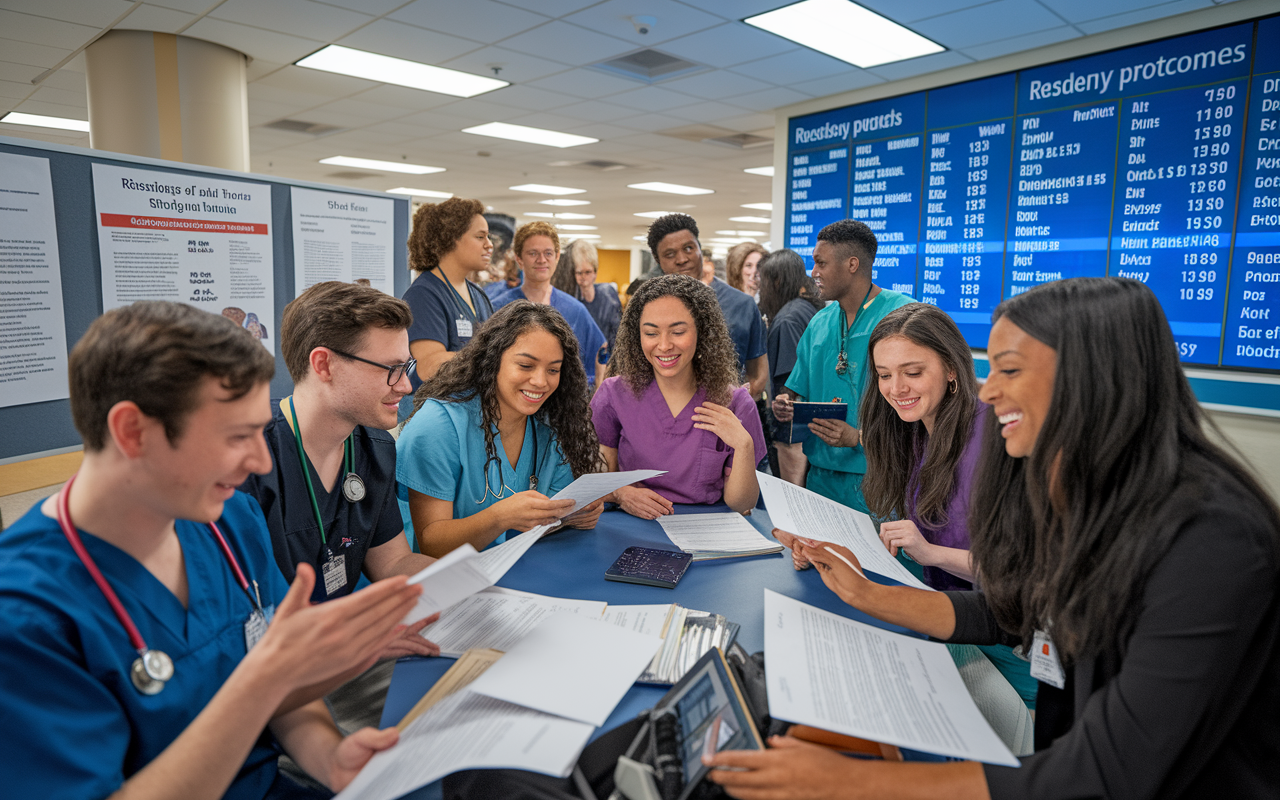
[603,603,740,685]
[657,512,785,560]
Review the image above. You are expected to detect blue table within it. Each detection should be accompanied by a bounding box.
[379,504,920,797]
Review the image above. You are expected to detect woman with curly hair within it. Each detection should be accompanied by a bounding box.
[395,300,604,556]
[401,197,495,392]
[591,274,766,519]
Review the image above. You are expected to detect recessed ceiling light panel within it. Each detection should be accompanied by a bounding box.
[1,111,90,132]
[730,216,772,224]
[463,122,598,148]
[745,0,944,69]
[321,156,444,174]
[510,184,587,195]
[540,199,591,206]
[555,224,598,231]
[297,45,508,98]
[628,182,714,196]
[742,203,773,211]
[634,211,675,218]
[743,166,774,177]
[387,187,453,198]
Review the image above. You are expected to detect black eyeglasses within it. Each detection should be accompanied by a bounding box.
[327,348,416,385]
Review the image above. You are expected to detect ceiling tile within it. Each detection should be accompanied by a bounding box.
[440,45,570,83]
[316,0,406,14]
[0,61,41,84]
[0,10,97,50]
[728,48,850,85]
[210,0,371,44]
[661,70,772,101]
[856,0,993,24]
[0,125,87,145]
[659,21,795,68]
[336,19,481,64]
[562,0,724,47]
[675,0,794,20]
[304,97,416,125]
[712,111,776,131]
[1,0,137,28]
[253,64,377,99]
[29,83,84,107]
[611,84,705,112]
[867,49,974,81]
[723,85,810,112]
[525,69,643,99]
[390,0,550,44]
[183,17,325,63]
[789,70,884,99]
[555,99,636,123]
[1038,0,1190,26]
[12,97,86,117]
[349,84,462,112]
[117,4,196,34]
[36,69,85,92]
[959,25,1081,61]
[479,84,579,112]
[1075,0,1213,35]
[497,0,605,16]
[498,20,634,65]
[247,97,307,122]
[0,37,72,69]
[664,100,756,125]
[362,119,452,139]
[145,0,215,13]
[913,1,1067,50]
[610,111,692,132]
[245,59,287,82]
[0,79,32,100]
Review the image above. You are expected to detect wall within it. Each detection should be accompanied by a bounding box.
[597,248,630,290]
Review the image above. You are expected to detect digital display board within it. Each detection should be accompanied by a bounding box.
[785,15,1280,371]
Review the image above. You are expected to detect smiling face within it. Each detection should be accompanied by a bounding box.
[328,325,414,432]
[452,214,493,272]
[979,316,1058,458]
[873,335,954,434]
[655,229,703,279]
[495,327,563,422]
[142,377,273,522]
[515,234,559,289]
[810,240,856,303]
[742,251,762,295]
[639,294,698,387]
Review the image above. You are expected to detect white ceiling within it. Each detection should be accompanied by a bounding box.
[0,0,1239,251]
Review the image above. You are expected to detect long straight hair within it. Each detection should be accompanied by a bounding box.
[859,304,978,527]
[757,249,823,322]
[969,278,1280,660]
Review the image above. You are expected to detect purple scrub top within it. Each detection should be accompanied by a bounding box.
[591,377,766,505]
[909,405,987,591]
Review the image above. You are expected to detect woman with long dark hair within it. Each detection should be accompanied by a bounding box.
[708,278,1280,797]
[591,274,766,518]
[757,249,823,484]
[396,300,604,557]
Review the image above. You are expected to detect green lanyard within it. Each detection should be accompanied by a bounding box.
[287,396,352,551]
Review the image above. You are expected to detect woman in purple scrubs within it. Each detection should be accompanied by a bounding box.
[591,274,766,519]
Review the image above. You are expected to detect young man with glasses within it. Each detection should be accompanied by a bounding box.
[240,281,441,660]
[491,221,606,389]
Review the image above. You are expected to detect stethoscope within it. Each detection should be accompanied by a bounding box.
[476,420,539,504]
[286,397,364,569]
[55,472,265,696]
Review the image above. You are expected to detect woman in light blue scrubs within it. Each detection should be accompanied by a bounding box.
[396,300,606,557]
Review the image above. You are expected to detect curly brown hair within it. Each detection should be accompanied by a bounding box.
[607,273,740,405]
[513,220,560,258]
[725,242,767,293]
[409,300,604,478]
[407,197,484,272]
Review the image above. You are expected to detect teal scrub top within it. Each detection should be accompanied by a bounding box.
[396,395,575,549]
[784,288,914,475]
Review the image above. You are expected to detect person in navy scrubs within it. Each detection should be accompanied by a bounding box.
[240,281,441,658]
[0,301,422,799]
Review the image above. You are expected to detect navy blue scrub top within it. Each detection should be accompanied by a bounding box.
[0,492,288,800]
[710,276,767,374]
[402,269,494,393]
[240,404,403,602]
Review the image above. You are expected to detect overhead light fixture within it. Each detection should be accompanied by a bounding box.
[634,211,674,219]
[565,233,601,239]
[730,216,772,224]
[540,199,591,206]
[296,45,508,98]
[510,184,586,195]
[551,212,594,220]
[555,224,598,231]
[628,182,714,196]
[463,121,597,148]
[744,166,774,177]
[633,235,649,241]
[1,111,90,132]
[387,187,453,198]
[717,230,766,237]
[321,156,444,174]
[745,0,944,69]
[742,202,773,211]
[523,212,556,218]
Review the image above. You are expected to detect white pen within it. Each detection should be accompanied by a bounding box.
[824,546,866,580]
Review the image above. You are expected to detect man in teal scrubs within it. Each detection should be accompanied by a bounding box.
[773,220,914,512]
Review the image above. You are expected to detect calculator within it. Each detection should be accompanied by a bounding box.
[604,546,693,589]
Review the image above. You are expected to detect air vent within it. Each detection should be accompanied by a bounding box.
[593,48,704,83]
[704,132,772,149]
[262,118,343,135]
[326,171,377,180]
[549,159,631,172]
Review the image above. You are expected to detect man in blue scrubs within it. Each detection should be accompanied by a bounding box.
[647,214,769,398]
[772,219,914,512]
[241,281,440,658]
[0,301,422,799]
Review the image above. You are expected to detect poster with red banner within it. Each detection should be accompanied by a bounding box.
[91,163,275,351]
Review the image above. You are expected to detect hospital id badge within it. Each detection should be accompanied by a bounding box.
[456,317,473,338]
[1030,629,1066,689]
[322,552,347,596]
[244,605,274,651]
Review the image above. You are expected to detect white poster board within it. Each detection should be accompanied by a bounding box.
[290,187,395,296]
[0,152,69,408]
[91,163,275,351]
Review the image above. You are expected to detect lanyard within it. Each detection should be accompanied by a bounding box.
[431,268,478,322]
[55,472,264,691]
[835,284,876,382]
[286,396,352,550]
[477,419,539,503]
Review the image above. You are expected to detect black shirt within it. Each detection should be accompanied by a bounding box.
[766,297,819,399]
[580,283,621,357]
[240,405,404,602]
[945,478,1280,798]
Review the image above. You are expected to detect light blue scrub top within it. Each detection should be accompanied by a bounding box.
[396,395,575,549]
[0,492,289,800]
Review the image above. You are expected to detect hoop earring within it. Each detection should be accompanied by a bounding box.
[948,378,958,394]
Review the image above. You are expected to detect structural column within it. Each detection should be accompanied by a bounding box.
[85,31,250,171]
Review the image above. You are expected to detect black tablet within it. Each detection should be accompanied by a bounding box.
[604,546,692,589]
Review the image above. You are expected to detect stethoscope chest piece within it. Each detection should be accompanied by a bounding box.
[131,649,174,695]
[342,472,366,503]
